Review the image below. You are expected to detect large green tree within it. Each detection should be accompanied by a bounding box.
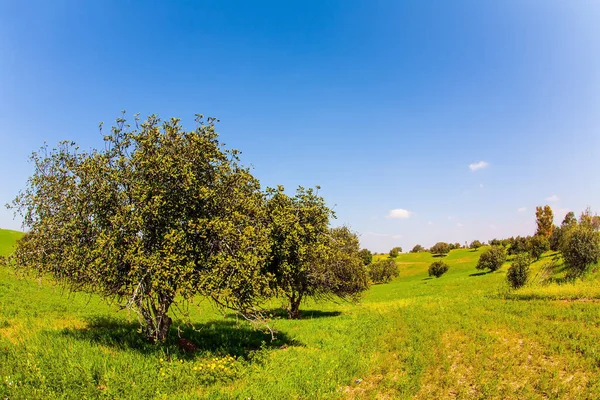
[535,205,554,238]
[265,187,368,318]
[9,114,272,343]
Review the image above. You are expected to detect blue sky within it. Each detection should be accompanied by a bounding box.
[1,1,599,252]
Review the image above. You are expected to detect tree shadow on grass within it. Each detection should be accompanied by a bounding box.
[240,308,342,320]
[422,277,433,281]
[469,271,491,277]
[432,254,447,258]
[54,316,300,359]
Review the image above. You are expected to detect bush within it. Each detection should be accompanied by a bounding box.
[388,247,402,258]
[561,225,600,278]
[359,249,373,265]
[368,259,399,284]
[428,261,449,278]
[470,240,483,249]
[411,244,425,253]
[506,253,532,289]
[528,235,549,260]
[430,242,450,256]
[476,246,507,272]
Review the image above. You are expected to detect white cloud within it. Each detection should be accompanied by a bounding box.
[391,235,403,239]
[490,224,497,230]
[363,232,403,239]
[469,161,489,172]
[457,223,464,227]
[427,221,433,225]
[448,216,456,220]
[517,207,527,212]
[546,194,559,202]
[386,209,412,219]
[479,183,484,188]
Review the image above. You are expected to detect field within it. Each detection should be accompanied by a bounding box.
[1,229,600,399]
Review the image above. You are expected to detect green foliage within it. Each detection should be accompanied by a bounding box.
[489,238,501,246]
[549,226,562,251]
[359,248,373,265]
[410,244,425,253]
[508,236,529,256]
[430,242,450,256]
[266,188,368,318]
[368,259,399,284]
[527,235,550,260]
[8,114,272,343]
[476,246,507,272]
[561,211,577,228]
[428,261,449,278]
[388,247,402,258]
[506,253,532,289]
[469,240,483,249]
[560,225,600,278]
[579,207,600,231]
[535,205,554,238]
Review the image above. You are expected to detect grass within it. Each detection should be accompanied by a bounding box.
[1,229,600,399]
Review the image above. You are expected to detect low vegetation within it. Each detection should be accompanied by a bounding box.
[476,246,507,272]
[428,261,449,278]
[368,259,399,284]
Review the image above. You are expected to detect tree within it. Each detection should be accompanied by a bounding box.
[506,253,532,289]
[9,114,272,343]
[560,225,600,278]
[266,187,368,319]
[389,247,402,258]
[368,259,399,284]
[579,207,600,231]
[561,211,577,228]
[535,205,554,238]
[470,240,483,249]
[476,246,507,272]
[411,244,425,253]
[528,235,550,260]
[428,261,449,278]
[489,238,501,247]
[359,249,373,265]
[549,226,562,251]
[430,242,450,256]
[508,236,529,256]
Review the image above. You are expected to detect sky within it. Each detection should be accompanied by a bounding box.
[1,1,599,252]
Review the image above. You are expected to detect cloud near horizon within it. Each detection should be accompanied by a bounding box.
[386,209,412,219]
[546,194,560,202]
[469,161,489,172]
[517,207,527,212]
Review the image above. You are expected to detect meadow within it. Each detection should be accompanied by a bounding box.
[1,228,599,399]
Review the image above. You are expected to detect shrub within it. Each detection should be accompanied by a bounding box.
[430,242,450,256]
[368,259,399,284]
[388,247,402,258]
[528,235,550,260]
[359,249,373,265]
[470,240,483,249]
[411,244,425,253]
[506,253,532,289]
[476,246,507,272]
[428,261,449,278]
[561,225,600,278]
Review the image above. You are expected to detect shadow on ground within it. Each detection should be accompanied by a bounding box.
[253,308,342,320]
[54,316,300,358]
[469,271,490,277]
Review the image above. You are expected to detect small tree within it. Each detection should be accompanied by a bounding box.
[560,225,600,278]
[476,246,507,272]
[506,253,532,289]
[535,205,554,238]
[368,259,399,284]
[561,212,577,228]
[579,207,600,231]
[470,240,483,249]
[528,235,550,260]
[428,261,449,278]
[266,188,369,319]
[389,247,402,258]
[430,242,450,256]
[411,244,425,253]
[508,236,529,256]
[9,114,272,343]
[359,249,373,265]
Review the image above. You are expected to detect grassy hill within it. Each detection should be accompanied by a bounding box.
[1,229,600,399]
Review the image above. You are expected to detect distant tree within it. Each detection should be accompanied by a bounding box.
[506,253,532,289]
[535,205,554,238]
[411,244,425,253]
[368,259,399,284]
[508,236,529,256]
[430,242,450,256]
[489,238,501,247]
[359,249,373,265]
[561,212,577,228]
[470,240,483,249]
[389,247,402,258]
[579,207,600,231]
[266,187,369,319]
[528,235,550,260]
[453,242,461,250]
[428,261,449,278]
[560,225,600,278]
[8,114,272,343]
[476,246,507,272]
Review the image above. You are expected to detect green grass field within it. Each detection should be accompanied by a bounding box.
[1,228,599,399]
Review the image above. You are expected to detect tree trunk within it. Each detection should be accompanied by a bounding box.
[287,294,302,319]
[139,295,173,343]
